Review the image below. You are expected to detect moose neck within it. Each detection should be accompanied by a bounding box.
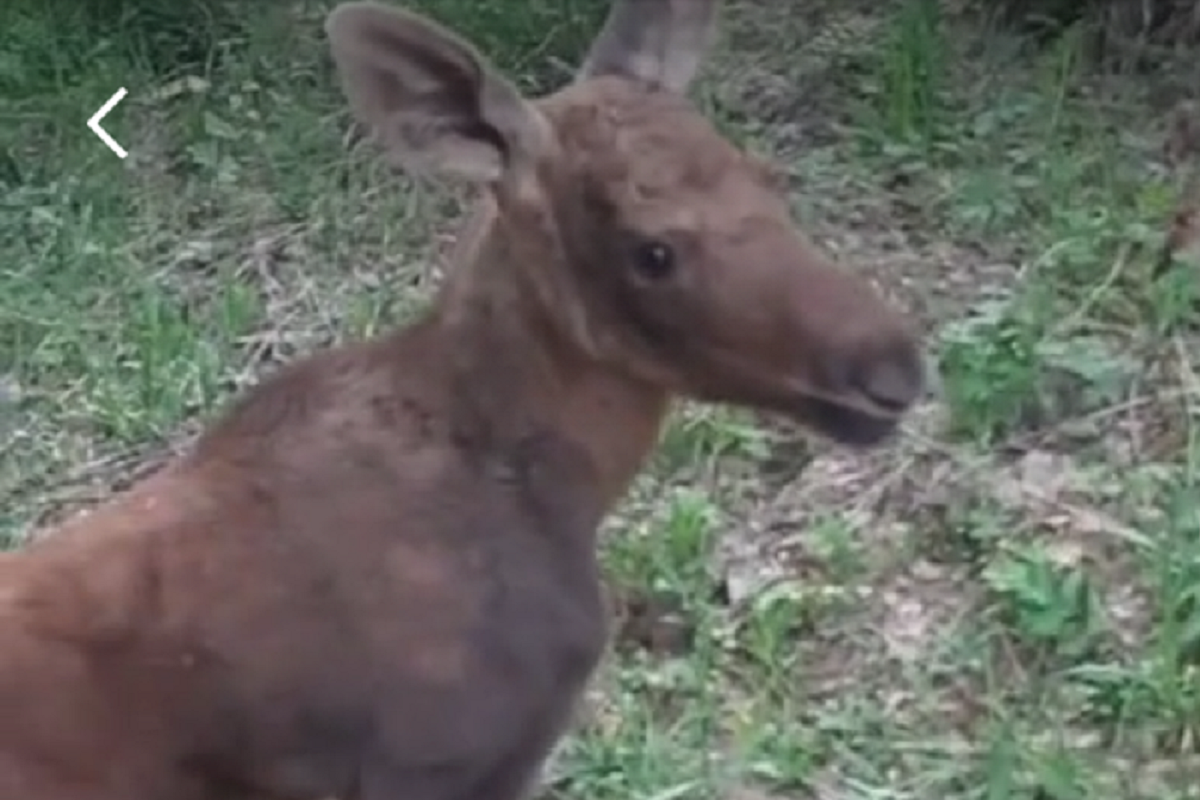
[432,200,671,514]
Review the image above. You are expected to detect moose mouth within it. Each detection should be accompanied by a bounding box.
[789,393,904,448]
[695,345,914,448]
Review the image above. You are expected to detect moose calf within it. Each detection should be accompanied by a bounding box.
[0,1,927,798]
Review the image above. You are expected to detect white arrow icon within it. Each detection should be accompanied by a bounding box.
[88,87,128,159]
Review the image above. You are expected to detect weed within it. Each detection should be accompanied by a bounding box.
[858,0,950,152]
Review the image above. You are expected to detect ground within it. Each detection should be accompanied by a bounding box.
[3,0,1200,798]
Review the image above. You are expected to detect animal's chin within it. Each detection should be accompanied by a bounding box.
[785,394,903,448]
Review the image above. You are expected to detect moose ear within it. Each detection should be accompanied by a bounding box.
[576,0,720,94]
[325,2,551,183]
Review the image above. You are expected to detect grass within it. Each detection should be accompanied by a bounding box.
[3,0,1200,798]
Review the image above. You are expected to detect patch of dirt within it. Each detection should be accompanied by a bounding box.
[610,585,696,658]
[701,5,1192,773]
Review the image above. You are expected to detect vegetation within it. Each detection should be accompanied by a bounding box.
[980,0,1200,63]
[2,0,1199,797]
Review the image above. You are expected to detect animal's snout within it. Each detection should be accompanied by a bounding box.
[844,339,927,414]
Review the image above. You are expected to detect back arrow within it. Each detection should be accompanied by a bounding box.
[88,88,128,159]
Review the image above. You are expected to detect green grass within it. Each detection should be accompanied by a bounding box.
[4,0,1200,798]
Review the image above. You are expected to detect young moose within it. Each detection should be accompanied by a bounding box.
[0,1,927,798]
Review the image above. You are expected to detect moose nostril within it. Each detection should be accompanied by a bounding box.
[851,351,925,412]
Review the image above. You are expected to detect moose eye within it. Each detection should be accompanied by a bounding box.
[630,239,676,282]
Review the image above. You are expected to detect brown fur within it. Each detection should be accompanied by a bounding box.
[0,2,927,798]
